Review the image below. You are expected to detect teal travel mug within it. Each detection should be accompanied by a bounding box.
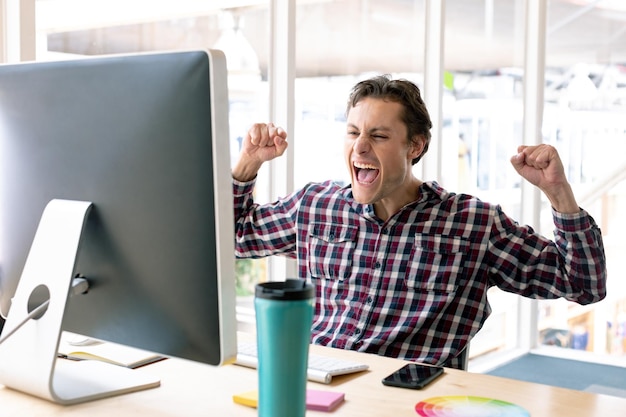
[255,279,315,417]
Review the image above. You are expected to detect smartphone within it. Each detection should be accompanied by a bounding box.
[381,363,444,389]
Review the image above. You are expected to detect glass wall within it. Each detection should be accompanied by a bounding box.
[537,0,626,357]
[290,0,626,364]
[292,0,428,189]
[31,1,272,299]
[5,0,626,366]
[290,0,529,361]
[440,0,526,360]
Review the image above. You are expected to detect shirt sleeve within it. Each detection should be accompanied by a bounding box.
[487,206,607,305]
[232,178,299,259]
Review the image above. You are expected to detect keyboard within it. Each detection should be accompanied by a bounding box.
[235,341,369,384]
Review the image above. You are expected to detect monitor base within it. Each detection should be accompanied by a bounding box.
[0,199,160,405]
[52,358,160,405]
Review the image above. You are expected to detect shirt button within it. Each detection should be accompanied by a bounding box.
[354,328,361,335]
[366,296,373,303]
[374,261,381,269]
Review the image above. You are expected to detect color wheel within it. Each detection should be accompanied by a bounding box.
[415,396,530,417]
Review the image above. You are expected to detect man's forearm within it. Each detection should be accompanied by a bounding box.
[543,183,580,214]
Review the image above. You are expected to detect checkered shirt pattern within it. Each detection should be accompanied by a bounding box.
[233,179,606,369]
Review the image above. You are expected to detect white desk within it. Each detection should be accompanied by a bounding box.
[1,343,625,416]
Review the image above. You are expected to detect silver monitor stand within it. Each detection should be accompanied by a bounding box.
[0,199,160,405]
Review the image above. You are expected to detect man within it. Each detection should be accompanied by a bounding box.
[232,75,606,369]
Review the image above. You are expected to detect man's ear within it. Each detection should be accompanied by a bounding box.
[409,136,426,160]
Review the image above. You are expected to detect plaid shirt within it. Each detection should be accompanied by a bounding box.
[233,179,606,368]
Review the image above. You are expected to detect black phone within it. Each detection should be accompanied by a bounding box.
[381,363,444,389]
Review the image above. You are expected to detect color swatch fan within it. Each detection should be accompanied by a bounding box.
[415,396,530,417]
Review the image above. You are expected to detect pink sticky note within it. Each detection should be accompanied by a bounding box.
[306,389,345,412]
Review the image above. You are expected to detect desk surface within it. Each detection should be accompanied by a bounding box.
[1,342,625,416]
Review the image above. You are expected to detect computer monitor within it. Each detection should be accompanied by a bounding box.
[0,50,237,404]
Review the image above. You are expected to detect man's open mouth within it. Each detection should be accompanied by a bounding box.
[354,162,380,184]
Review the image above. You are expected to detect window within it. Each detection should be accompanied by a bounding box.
[537,0,626,356]
[7,0,626,367]
[29,1,272,297]
[442,0,525,360]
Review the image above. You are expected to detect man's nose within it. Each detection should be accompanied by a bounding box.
[353,135,370,153]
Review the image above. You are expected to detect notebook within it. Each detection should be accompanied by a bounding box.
[57,331,166,369]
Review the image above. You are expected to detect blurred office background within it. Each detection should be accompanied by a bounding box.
[2,0,626,372]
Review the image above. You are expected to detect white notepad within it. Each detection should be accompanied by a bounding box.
[58,331,166,369]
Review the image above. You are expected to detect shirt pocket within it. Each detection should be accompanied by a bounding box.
[307,222,358,281]
[405,235,469,293]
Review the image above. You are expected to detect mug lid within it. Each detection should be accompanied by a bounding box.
[255,279,314,300]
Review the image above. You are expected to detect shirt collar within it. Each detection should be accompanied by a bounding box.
[340,181,446,220]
